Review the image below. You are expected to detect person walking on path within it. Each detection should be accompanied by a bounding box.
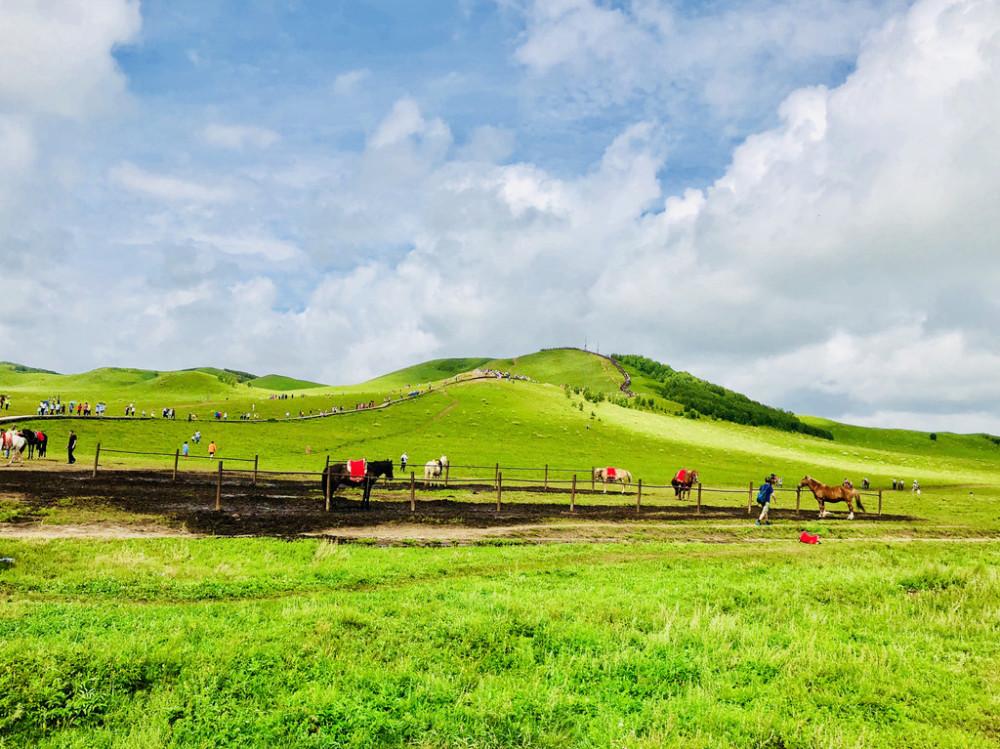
[182,441,189,458]
[208,441,216,459]
[67,430,77,464]
[756,473,777,526]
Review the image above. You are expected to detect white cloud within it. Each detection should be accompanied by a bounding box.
[333,68,371,96]
[0,0,140,119]
[109,161,237,203]
[203,123,280,150]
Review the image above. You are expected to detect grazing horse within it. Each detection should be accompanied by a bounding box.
[19,430,47,459]
[594,466,633,493]
[424,456,449,486]
[1,430,27,466]
[798,476,866,520]
[321,459,394,509]
[671,469,699,500]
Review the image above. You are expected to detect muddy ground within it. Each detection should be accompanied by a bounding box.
[0,463,918,544]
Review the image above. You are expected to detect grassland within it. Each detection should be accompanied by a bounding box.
[2,349,1000,747]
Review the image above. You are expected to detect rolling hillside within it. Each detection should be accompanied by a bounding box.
[1,348,995,488]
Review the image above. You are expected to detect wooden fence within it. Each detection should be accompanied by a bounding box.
[86,444,885,517]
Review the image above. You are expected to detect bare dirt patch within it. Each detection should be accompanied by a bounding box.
[0,464,919,544]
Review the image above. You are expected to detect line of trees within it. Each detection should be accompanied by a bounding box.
[613,354,835,441]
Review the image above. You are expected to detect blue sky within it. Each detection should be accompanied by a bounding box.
[3,0,1000,434]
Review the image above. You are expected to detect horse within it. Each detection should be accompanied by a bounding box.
[670,469,699,500]
[18,430,47,459]
[1,430,27,466]
[798,476,866,520]
[593,466,633,493]
[424,456,449,486]
[320,459,394,509]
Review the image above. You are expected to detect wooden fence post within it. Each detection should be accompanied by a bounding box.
[496,471,502,512]
[445,461,450,487]
[92,443,100,478]
[410,471,415,512]
[325,463,332,512]
[636,479,642,513]
[696,483,702,514]
[748,481,753,515]
[570,474,576,513]
[494,463,499,489]
[215,460,223,511]
[253,454,259,486]
[878,489,883,516]
[173,449,179,483]
[544,464,548,489]
[591,467,595,491]
[796,487,801,514]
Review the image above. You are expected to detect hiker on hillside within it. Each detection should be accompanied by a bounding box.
[208,441,217,459]
[400,452,408,471]
[756,474,777,526]
[67,430,77,464]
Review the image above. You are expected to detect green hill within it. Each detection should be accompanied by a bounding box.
[251,374,326,391]
[615,354,835,440]
[2,347,993,492]
[363,357,494,390]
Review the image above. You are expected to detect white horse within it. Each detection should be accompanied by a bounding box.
[424,456,449,486]
[593,466,633,493]
[1,430,27,466]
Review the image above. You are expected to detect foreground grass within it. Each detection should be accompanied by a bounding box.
[1,538,998,748]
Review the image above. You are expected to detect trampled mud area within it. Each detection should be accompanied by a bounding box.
[0,464,918,544]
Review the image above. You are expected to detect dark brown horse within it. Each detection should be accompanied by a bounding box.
[321,459,394,509]
[671,469,699,500]
[798,476,866,519]
[19,429,47,459]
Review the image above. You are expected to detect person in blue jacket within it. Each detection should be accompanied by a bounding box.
[756,473,777,526]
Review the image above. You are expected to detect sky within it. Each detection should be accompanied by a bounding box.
[1,0,999,434]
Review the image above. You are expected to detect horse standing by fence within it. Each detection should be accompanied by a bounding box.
[321,459,394,509]
[798,476,866,519]
[1,430,27,466]
[424,456,449,486]
[594,466,633,493]
[671,469,699,500]
[19,430,47,459]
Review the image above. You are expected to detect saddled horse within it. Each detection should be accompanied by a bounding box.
[798,476,866,520]
[424,456,449,486]
[594,466,633,493]
[321,459,394,509]
[19,429,47,459]
[1,430,27,466]
[671,469,699,500]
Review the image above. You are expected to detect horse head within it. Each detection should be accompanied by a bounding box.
[798,476,813,489]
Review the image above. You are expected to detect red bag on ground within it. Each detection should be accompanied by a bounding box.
[799,531,820,544]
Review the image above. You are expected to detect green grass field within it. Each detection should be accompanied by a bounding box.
[2,348,1000,747]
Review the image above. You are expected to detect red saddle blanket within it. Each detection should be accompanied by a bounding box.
[347,459,366,483]
[674,469,687,483]
[606,467,616,479]
[799,531,820,544]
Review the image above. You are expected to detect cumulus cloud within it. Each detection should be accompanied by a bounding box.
[3,0,1000,437]
[0,0,140,119]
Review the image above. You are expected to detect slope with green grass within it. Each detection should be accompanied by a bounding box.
[2,349,998,494]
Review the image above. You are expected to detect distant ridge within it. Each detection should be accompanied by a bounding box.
[0,361,59,375]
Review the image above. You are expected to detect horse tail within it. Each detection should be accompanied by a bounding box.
[853,488,866,513]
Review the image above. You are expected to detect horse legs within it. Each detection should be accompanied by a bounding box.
[818,500,826,519]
